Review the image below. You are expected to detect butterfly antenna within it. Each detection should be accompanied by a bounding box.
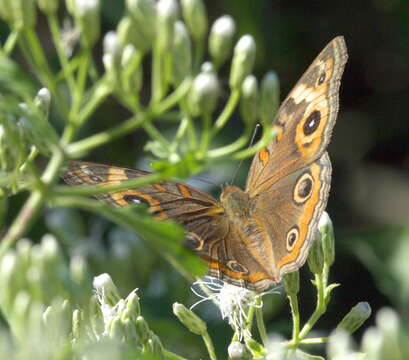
[230,124,261,185]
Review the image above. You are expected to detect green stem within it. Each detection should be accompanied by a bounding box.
[288,292,300,344]
[233,127,277,160]
[0,148,65,258]
[3,30,19,55]
[163,349,188,360]
[255,300,268,346]
[207,128,252,158]
[300,336,329,344]
[65,113,147,157]
[198,113,212,157]
[151,41,163,104]
[154,78,192,115]
[201,332,217,360]
[48,14,76,94]
[210,89,240,136]
[298,274,326,341]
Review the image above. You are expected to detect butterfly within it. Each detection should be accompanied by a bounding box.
[62,36,348,292]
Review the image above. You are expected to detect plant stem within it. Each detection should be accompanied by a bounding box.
[0,148,65,258]
[202,332,217,360]
[210,89,240,136]
[298,274,326,341]
[163,349,188,360]
[288,292,300,344]
[3,30,19,55]
[255,300,268,346]
[65,113,147,157]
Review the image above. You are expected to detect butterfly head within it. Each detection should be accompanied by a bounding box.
[220,186,251,221]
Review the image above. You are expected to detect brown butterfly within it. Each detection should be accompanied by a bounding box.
[62,37,347,292]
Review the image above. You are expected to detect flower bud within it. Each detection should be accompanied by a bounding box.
[200,61,214,74]
[376,307,399,339]
[0,0,13,23]
[73,0,101,48]
[361,327,384,358]
[109,316,125,340]
[240,75,259,125]
[121,45,143,93]
[156,0,179,52]
[103,32,122,88]
[319,211,335,266]
[188,71,219,116]
[7,0,37,29]
[93,273,121,307]
[35,88,51,120]
[171,21,192,85]
[181,0,207,42]
[125,0,156,52]
[125,290,141,319]
[209,15,236,67]
[229,35,256,89]
[259,71,280,126]
[283,270,300,296]
[307,231,324,275]
[135,316,151,344]
[228,341,250,360]
[37,0,59,14]
[327,329,354,359]
[72,309,83,341]
[337,302,372,334]
[173,302,207,335]
[117,16,150,55]
[147,334,164,357]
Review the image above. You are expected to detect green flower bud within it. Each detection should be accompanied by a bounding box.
[73,0,101,48]
[117,16,151,55]
[8,0,37,29]
[283,270,300,296]
[181,0,207,42]
[228,341,251,360]
[135,316,151,344]
[201,61,214,74]
[34,88,51,123]
[319,211,335,266]
[147,334,164,357]
[171,21,192,85]
[72,309,81,339]
[93,273,121,307]
[125,0,156,52]
[12,291,31,340]
[188,71,219,116]
[209,15,236,67]
[173,302,207,335]
[240,75,259,126]
[376,307,399,339]
[69,254,89,286]
[156,0,179,52]
[327,329,354,359]
[259,71,280,126]
[307,231,324,275]
[125,291,141,319]
[361,327,384,359]
[103,32,122,88]
[37,0,59,14]
[0,0,13,23]
[121,45,143,94]
[337,302,372,334]
[229,35,256,89]
[18,100,58,155]
[109,316,124,340]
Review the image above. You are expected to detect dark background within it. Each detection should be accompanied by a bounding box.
[5,0,409,357]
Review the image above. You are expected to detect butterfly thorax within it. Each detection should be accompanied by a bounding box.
[220,186,253,222]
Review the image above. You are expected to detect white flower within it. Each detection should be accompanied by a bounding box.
[191,277,280,340]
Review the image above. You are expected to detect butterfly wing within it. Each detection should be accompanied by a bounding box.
[250,152,331,281]
[62,161,243,279]
[246,36,347,196]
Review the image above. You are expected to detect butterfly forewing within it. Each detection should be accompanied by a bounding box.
[246,36,347,196]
